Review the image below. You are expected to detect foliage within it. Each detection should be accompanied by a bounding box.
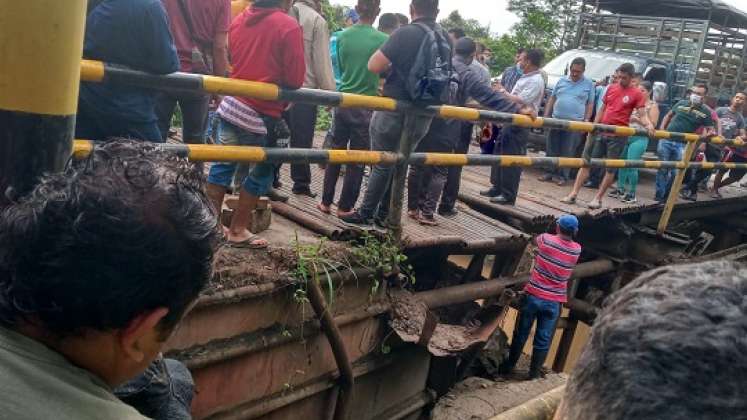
[316,107,333,131]
[507,0,581,52]
[437,2,583,75]
[291,234,350,306]
[320,0,348,33]
[350,233,415,295]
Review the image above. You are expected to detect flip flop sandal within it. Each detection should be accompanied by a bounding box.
[228,235,269,250]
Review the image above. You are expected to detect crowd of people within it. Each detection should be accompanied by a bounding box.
[76,0,747,248]
[2,1,747,419]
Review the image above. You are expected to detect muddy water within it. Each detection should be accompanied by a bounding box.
[449,255,591,372]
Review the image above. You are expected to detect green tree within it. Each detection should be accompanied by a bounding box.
[320,0,347,33]
[508,0,581,52]
[439,10,491,39]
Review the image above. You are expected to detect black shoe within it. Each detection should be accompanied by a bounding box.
[680,190,697,202]
[437,207,458,218]
[528,350,549,380]
[583,180,598,189]
[538,174,554,182]
[490,194,515,205]
[266,188,289,203]
[479,188,501,198]
[292,188,317,198]
[340,211,372,228]
[373,216,388,232]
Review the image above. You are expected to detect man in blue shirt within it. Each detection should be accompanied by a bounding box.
[540,57,595,185]
[76,0,179,142]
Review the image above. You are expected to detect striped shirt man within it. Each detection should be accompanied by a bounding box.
[526,233,582,303]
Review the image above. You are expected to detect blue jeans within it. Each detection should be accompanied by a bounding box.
[656,140,685,201]
[115,358,193,420]
[513,294,561,352]
[207,119,274,197]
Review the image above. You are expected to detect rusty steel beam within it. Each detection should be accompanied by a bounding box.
[305,279,355,420]
[418,259,615,309]
[487,386,565,420]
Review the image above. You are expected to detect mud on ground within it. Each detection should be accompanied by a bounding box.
[431,359,567,420]
[205,215,354,294]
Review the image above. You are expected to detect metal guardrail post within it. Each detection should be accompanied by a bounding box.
[657,140,697,234]
[0,0,87,206]
[387,115,417,241]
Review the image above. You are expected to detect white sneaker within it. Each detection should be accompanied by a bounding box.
[588,198,602,209]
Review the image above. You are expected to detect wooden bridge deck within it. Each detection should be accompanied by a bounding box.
[269,164,528,253]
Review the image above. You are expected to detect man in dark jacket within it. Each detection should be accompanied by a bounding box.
[76,0,179,142]
[408,38,533,224]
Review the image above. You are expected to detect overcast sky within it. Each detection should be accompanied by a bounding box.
[331,0,747,35]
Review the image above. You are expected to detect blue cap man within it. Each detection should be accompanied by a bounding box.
[557,214,579,235]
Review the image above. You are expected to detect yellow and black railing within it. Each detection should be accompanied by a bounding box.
[72,140,747,171]
[80,60,747,147]
[75,58,747,235]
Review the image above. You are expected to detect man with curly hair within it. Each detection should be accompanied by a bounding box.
[0,141,218,419]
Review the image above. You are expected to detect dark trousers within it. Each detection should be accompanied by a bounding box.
[155,91,209,144]
[115,358,194,420]
[489,126,528,203]
[407,121,455,217]
[321,108,372,211]
[545,129,582,181]
[288,103,319,191]
[75,107,162,143]
[685,144,723,193]
[440,122,473,212]
[358,111,433,220]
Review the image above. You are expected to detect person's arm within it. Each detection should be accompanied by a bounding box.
[660,111,674,130]
[594,103,606,124]
[142,1,180,74]
[464,70,526,115]
[648,104,660,131]
[281,26,306,89]
[637,106,656,136]
[211,1,231,78]
[544,96,556,118]
[312,17,336,91]
[368,50,391,75]
[584,82,595,121]
[212,32,229,77]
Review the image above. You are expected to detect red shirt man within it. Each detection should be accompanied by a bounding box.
[563,63,655,210]
[229,5,306,118]
[600,82,646,127]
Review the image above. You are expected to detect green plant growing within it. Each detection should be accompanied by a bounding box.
[291,233,352,309]
[350,233,415,296]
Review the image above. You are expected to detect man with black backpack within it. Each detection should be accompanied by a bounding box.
[157,0,231,145]
[340,0,451,228]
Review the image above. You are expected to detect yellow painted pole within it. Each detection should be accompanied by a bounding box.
[0,0,87,205]
[657,141,697,234]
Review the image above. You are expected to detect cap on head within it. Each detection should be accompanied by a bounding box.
[346,8,360,23]
[558,214,579,233]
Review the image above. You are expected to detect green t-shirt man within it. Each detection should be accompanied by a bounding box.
[667,99,715,135]
[0,326,147,420]
[337,24,389,96]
